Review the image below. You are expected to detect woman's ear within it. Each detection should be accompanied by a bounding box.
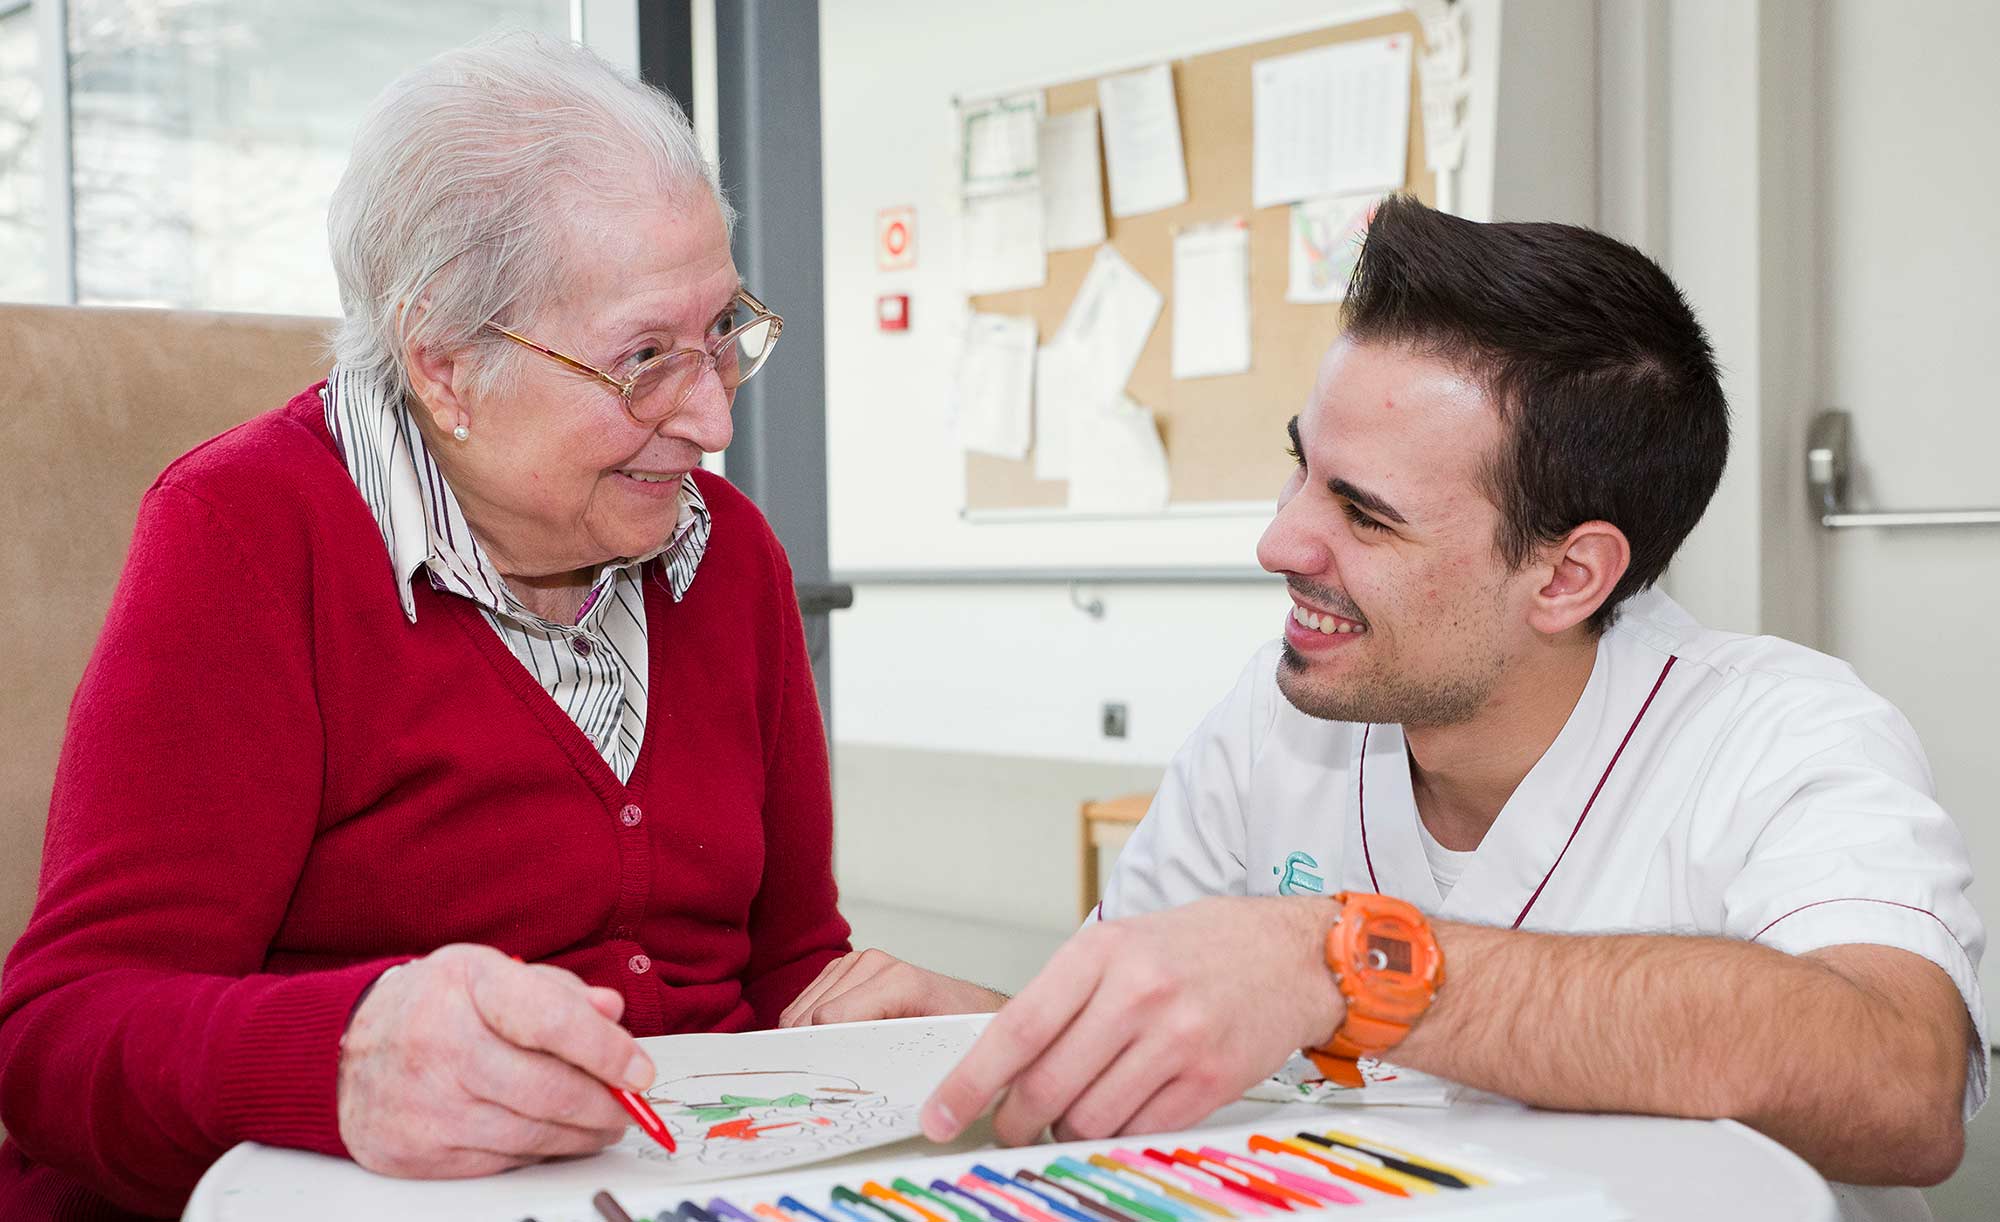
[1527,521,1632,635]
[401,302,472,439]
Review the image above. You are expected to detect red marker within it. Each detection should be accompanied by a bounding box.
[503,956,674,1155]
[613,1086,677,1153]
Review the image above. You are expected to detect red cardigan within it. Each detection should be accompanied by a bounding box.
[0,388,851,1218]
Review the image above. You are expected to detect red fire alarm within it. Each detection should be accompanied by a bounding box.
[877,206,916,271]
[877,294,910,332]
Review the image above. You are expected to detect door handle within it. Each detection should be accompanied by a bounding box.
[1806,410,2000,528]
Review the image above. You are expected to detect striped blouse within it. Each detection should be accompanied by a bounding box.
[321,371,710,782]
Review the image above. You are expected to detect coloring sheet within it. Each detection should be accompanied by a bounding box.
[196,1014,995,1222]
[615,1013,995,1174]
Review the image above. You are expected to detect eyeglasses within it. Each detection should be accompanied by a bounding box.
[484,288,783,425]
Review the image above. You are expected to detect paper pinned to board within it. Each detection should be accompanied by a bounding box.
[958,92,1043,197]
[951,313,1037,459]
[1056,244,1163,406]
[1097,63,1189,218]
[1032,339,1092,481]
[1416,2,1472,177]
[1287,192,1382,303]
[1171,221,1252,379]
[1251,34,1412,208]
[1067,394,1170,514]
[1038,107,1108,252]
[958,190,1046,296]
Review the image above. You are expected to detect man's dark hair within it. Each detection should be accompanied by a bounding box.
[1342,195,1728,631]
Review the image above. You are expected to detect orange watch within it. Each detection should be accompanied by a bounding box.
[1305,891,1444,1083]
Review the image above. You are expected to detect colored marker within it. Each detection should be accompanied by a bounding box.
[592,1191,637,1222]
[933,1178,1024,1222]
[611,1087,678,1155]
[1292,1132,1467,1190]
[1002,1169,1124,1222]
[1093,1154,1234,1219]
[1251,1135,1418,1197]
[1193,1150,1358,1206]
[506,953,674,1159]
[677,1201,722,1222]
[1115,1150,1262,1217]
[706,1199,763,1222]
[1051,1159,1189,1222]
[1141,1149,1288,1213]
[836,1185,917,1222]
[1318,1128,1484,1187]
[1045,1162,1180,1222]
[959,1173,1063,1222]
[973,1167,1099,1222]
[1163,1151,1295,1212]
[1112,1152,1248,1216]
[866,1181,949,1222]
[1071,1158,1207,1220]
[779,1197,842,1222]
[895,1177,986,1222]
[754,1203,801,1222]
[1018,1169,1138,1222]
[825,1202,880,1222]
[1180,1152,1318,1210]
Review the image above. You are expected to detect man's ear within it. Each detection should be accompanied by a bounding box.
[1526,521,1631,635]
[402,302,472,439]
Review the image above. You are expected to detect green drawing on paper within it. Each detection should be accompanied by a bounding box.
[680,1092,816,1123]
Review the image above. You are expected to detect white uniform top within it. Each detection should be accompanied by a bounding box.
[1102,589,1986,1222]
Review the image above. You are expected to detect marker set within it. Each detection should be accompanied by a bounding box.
[560,1120,1617,1222]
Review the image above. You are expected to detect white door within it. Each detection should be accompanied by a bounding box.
[1820,0,2000,1004]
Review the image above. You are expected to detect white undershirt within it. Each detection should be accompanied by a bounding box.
[1415,815,1478,900]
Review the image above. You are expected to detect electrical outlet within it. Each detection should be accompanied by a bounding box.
[1101,702,1128,739]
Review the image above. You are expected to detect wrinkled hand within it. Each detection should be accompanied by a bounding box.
[779,948,1009,1027]
[920,896,1346,1146]
[337,944,653,1178]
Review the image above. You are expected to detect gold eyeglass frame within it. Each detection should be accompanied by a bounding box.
[484,288,783,424]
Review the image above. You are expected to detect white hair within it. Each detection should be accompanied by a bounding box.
[327,31,732,402]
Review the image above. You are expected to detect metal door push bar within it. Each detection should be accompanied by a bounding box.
[1807,410,2000,529]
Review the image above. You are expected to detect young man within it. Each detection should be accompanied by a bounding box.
[791,199,1985,1219]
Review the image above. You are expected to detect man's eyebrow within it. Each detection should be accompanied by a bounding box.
[1329,477,1408,525]
[1289,414,1409,524]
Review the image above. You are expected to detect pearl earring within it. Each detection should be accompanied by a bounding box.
[452,424,469,442]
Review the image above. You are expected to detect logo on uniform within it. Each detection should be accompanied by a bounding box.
[1273,850,1324,895]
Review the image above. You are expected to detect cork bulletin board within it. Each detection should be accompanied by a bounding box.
[963,10,1437,513]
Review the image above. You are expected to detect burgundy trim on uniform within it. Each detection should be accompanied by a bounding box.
[1358,723,1381,891]
[1510,656,1678,929]
[1753,897,1970,956]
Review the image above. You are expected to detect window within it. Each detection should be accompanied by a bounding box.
[8,0,582,313]
[0,1,48,302]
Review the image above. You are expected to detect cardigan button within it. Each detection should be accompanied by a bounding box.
[571,636,593,656]
[620,803,643,827]
[628,953,652,975]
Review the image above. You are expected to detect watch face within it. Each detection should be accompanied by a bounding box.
[1365,932,1413,976]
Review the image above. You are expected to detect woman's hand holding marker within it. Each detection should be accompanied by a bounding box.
[336,944,654,1177]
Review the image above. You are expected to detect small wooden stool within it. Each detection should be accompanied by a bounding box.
[1079,793,1153,920]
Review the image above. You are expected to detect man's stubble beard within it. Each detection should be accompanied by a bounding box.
[1276,638,1506,729]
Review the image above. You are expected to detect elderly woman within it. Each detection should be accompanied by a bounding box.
[0,34,989,1219]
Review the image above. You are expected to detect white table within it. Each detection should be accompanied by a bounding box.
[186,1095,1835,1222]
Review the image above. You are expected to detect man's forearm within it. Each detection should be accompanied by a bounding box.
[1388,923,1969,1184]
